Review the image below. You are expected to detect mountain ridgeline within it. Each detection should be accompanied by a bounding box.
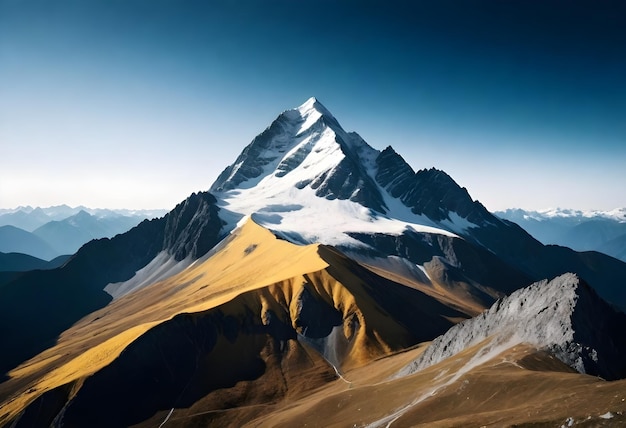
[1,97,626,427]
[209,97,626,311]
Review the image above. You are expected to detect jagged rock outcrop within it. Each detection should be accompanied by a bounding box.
[163,191,224,260]
[396,273,626,380]
[211,97,388,212]
[375,146,493,224]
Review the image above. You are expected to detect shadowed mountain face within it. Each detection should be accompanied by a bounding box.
[375,146,492,224]
[0,192,224,376]
[497,208,626,263]
[1,98,626,427]
[0,225,57,261]
[0,252,69,273]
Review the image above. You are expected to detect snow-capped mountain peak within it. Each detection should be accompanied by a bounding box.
[206,97,507,250]
[211,97,347,192]
[293,96,336,133]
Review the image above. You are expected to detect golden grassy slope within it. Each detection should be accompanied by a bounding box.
[0,219,327,424]
[0,218,462,427]
[4,218,623,427]
[251,341,626,428]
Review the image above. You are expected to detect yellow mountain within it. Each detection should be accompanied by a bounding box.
[0,218,465,427]
[3,218,624,427]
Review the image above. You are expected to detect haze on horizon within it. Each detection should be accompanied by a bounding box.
[1,1,625,212]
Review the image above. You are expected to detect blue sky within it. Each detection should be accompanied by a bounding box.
[1,0,625,211]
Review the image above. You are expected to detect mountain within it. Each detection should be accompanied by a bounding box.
[0,192,223,376]
[0,207,167,262]
[497,208,626,262]
[0,206,167,232]
[0,208,52,232]
[0,253,70,291]
[396,273,626,381]
[0,252,70,273]
[0,226,58,261]
[599,233,626,262]
[0,219,473,427]
[32,210,147,256]
[208,98,626,311]
[1,97,626,427]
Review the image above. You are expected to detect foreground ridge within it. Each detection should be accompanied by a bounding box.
[396,273,626,381]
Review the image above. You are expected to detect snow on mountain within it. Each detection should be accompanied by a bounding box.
[500,207,626,223]
[395,273,626,381]
[497,208,626,262]
[210,97,472,248]
[542,207,626,222]
[200,97,626,313]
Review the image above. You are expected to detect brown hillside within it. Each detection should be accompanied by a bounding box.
[0,219,468,427]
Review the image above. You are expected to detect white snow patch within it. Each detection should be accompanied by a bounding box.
[347,253,432,286]
[218,183,456,249]
[599,412,614,419]
[516,207,626,223]
[439,211,480,234]
[104,251,193,299]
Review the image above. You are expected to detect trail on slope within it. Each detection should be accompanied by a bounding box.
[366,335,519,428]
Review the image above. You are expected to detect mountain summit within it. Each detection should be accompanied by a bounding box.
[211,97,388,214]
[209,97,491,247]
[207,98,626,311]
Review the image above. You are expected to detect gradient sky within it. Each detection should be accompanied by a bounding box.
[1,0,625,212]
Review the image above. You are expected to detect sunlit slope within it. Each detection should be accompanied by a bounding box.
[253,341,626,428]
[0,218,325,425]
[0,218,467,427]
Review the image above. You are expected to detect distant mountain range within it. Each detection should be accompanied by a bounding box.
[0,252,70,272]
[497,208,626,262]
[1,98,625,427]
[0,207,167,261]
[0,205,167,231]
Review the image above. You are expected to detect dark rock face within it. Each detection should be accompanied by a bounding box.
[344,230,532,308]
[0,216,164,376]
[375,146,416,197]
[210,113,296,192]
[375,146,492,224]
[309,135,387,213]
[163,191,224,261]
[571,278,626,380]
